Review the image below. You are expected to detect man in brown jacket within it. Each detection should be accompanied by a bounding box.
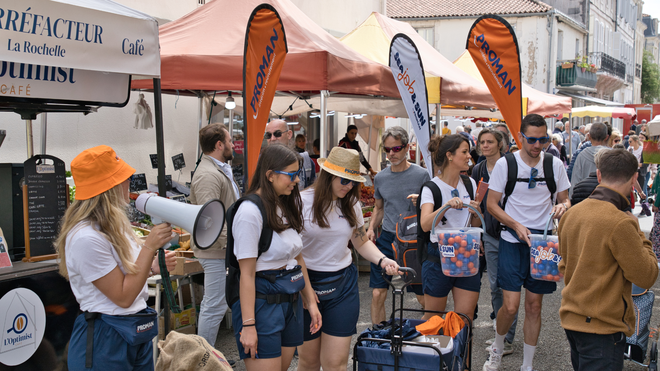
[558,148,659,371]
[190,124,240,349]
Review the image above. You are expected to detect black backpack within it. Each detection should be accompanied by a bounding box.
[416,175,474,265]
[502,152,556,211]
[225,194,273,307]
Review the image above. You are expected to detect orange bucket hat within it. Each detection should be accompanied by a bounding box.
[71,145,135,200]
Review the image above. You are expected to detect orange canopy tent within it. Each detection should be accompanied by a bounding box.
[131,0,399,99]
[453,50,571,117]
[340,12,496,109]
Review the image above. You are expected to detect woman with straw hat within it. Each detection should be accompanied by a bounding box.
[55,145,176,370]
[230,144,320,371]
[297,147,400,371]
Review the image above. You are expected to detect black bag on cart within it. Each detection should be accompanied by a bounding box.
[392,204,423,291]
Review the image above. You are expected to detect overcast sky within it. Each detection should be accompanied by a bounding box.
[643,1,660,21]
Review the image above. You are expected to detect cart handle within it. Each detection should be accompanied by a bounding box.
[381,267,416,290]
[431,203,486,236]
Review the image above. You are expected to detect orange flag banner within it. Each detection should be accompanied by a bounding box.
[243,4,288,185]
[466,15,522,148]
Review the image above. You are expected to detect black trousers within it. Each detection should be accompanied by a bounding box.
[564,329,626,371]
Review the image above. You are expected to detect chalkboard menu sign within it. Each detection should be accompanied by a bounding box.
[149,154,159,169]
[24,155,67,257]
[130,173,148,192]
[172,153,185,171]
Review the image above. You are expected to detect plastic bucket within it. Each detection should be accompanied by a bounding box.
[431,204,485,278]
[529,213,563,282]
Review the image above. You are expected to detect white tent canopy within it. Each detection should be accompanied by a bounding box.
[0,0,160,76]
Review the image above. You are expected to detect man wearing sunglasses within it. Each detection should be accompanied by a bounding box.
[265,119,316,189]
[366,126,430,326]
[483,114,571,371]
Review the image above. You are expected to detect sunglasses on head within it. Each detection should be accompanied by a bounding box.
[521,133,550,145]
[339,177,360,187]
[264,130,284,139]
[273,168,302,181]
[528,168,538,189]
[383,145,405,153]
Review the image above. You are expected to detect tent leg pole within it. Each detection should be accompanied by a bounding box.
[568,113,573,160]
[367,122,373,164]
[228,108,234,166]
[40,113,47,155]
[320,90,329,157]
[25,119,34,159]
[197,95,203,162]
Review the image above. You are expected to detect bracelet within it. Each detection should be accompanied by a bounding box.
[242,318,255,325]
[377,256,387,268]
[562,203,568,211]
[242,323,256,327]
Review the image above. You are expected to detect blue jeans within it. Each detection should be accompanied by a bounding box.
[198,258,229,347]
[483,233,517,343]
[565,329,626,371]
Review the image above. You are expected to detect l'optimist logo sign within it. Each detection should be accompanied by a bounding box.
[0,288,45,366]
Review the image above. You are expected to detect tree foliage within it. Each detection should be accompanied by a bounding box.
[642,50,660,103]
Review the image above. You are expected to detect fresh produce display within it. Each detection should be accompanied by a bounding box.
[529,235,562,282]
[437,229,481,277]
[360,185,375,206]
[362,206,374,218]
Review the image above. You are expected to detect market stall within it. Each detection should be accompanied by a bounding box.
[0,0,163,367]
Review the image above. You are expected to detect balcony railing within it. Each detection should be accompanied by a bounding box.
[556,62,597,88]
[589,52,626,79]
[636,63,642,78]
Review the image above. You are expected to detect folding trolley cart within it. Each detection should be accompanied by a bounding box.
[352,267,472,371]
[624,285,658,370]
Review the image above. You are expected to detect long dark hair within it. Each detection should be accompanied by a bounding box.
[311,170,361,229]
[247,144,304,233]
[428,134,470,173]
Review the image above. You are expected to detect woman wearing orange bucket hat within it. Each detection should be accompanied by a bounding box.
[55,145,176,370]
[297,147,400,371]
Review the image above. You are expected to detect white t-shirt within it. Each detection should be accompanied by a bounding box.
[420,176,477,243]
[65,222,148,315]
[232,201,302,271]
[300,188,364,272]
[630,145,643,163]
[489,151,570,243]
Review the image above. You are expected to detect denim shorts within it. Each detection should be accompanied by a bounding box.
[498,238,557,294]
[304,264,359,340]
[422,243,481,297]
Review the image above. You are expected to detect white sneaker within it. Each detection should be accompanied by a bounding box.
[486,340,513,356]
[520,367,537,371]
[483,347,502,371]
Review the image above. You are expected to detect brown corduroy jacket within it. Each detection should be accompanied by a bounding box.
[558,185,658,336]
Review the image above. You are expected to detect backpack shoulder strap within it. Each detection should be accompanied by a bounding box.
[502,152,518,209]
[460,174,474,200]
[543,152,556,202]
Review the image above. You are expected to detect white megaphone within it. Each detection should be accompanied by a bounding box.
[136,193,225,250]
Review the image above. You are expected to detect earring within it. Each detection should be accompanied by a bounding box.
[449,158,453,161]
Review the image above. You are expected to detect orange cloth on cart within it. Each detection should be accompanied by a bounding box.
[415,312,464,337]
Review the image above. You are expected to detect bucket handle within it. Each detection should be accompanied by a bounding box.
[542,212,556,240]
[431,203,486,236]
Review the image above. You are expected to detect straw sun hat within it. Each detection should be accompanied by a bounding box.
[318,147,366,183]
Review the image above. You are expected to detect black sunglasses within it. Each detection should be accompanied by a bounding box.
[340,177,360,187]
[264,130,284,139]
[529,168,538,189]
[521,133,550,145]
[383,145,405,153]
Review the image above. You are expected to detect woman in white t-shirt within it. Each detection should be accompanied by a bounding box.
[419,134,482,321]
[297,147,399,371]
[230,144,320,371]
[55,145,176,370]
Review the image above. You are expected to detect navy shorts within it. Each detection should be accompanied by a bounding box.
[498,238,557,294]
[68,313,153,371]
[422,243,481,298]
[370,230,422,295]
[231,290,303,359]
[304,264,359,340]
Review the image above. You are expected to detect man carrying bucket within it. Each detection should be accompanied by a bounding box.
[557,149,658,371]
[483,114,571,371]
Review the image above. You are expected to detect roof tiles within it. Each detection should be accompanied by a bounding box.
[388,0,553,19]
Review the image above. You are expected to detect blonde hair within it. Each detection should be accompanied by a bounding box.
[55,184,138,279]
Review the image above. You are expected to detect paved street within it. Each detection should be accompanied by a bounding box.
[212,205,660,370]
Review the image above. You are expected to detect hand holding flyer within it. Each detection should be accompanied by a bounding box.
[475,178,489,204]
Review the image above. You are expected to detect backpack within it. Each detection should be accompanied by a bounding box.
[225,194,273,307]
[416,175,474,265]
[392,204,423,288]
[501,152,556,211]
